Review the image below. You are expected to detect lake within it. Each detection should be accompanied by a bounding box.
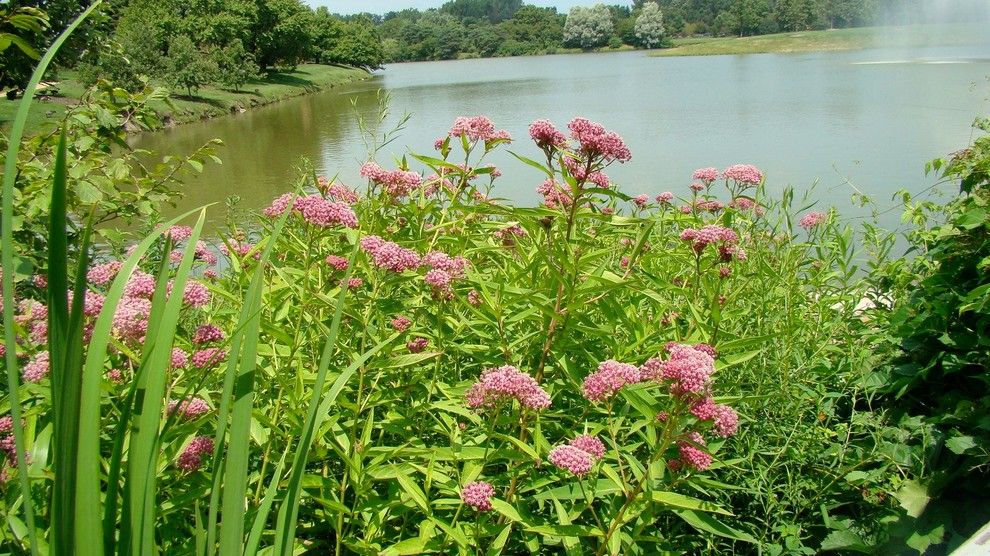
[132,42,990,232]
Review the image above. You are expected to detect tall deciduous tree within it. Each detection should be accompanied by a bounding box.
[635,2,665,48]
[563,4,613,50]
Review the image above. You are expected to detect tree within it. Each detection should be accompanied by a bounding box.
[635,2,665,48]
[165,35,217,97]
[501,6,563,51]
[252,0,313,71]
[0,5,48,94]
[328,21,385,69]
[563,4,613,50]
[731,0,769,36]
[212,39,259,91]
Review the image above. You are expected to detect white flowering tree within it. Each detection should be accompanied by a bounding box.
[635,1,665,49]
[563,4,613,50]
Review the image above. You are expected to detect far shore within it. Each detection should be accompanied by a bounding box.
[0,64,371,136]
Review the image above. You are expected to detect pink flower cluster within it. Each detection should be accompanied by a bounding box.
[569,434,606,460]
[167,226,194,243]
[407,337,428,353]
[168,397,210,420]
[690,397,739,437]
[633,194,650,208]
[640,343,716,394]
[676,432,712,471]
[87,261,123,286]
[325,182,360,205]
[112,296,153,341]
[22,351,50,383]
[325,255,349,271]
[723,164,763,185]
[124,271,156,299]
[391,316,412,332]
[360,162,422,199]
[171,348,190,368]
[799,211,827,229]
[192,348,226,369]
[220,240,260,260]
[461,481,496,511]
[692,167,719,183]
[567,117,631,164]
[449,116,511,143]
[192,324,225,345]
[536,179,572,210]
[656,191,674,204]
[294,194,359,228]
[360,236,421,273]
[679,225,739,253]
[493,223,526,246]
[465,365,551,411]
[582,360,641,403]
[177,436,214,472]
[548,444,594,476]
[529,119,567,150]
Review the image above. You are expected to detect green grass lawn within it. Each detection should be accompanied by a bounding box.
[1,64,370,135]
[658,23,989,57]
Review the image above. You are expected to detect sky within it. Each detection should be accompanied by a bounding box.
[304,1,630,16]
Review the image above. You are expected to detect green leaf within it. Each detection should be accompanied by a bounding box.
[673,510,757,543]
[381,537,430,556]
[894,480,930,518]
[946,435,977,455]
[490,499,525,524]
[396,473,431,513]
[651,491,733,516]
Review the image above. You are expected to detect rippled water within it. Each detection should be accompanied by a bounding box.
[132,42,990,231]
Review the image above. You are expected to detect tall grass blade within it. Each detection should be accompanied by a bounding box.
[0,3,102,554]
[207,207,291,555]
[73,206,205,554]
[127,210,207,556]
[273,240,360,556]
[244,448,289,555]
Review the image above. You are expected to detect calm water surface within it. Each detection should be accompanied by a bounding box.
[133,44,990,231]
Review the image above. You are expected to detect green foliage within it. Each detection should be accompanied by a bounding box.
[635,2,666,48]
[165,35,218,97]
[563,4,614,50]
[211,39,260,92]
[0,5,49,93]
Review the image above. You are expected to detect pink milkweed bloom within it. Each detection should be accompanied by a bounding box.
[712,404,739,437]
[678,432,712,471]
[181,281,211,308]
[360,162,422,199]
[424,269,452,293]
[679,225,739,253]
[569,435,606,461]
[644,344,716,395]
[0,416,13,434]
[191,348,226,369]
[461,481,496,511]
[467,290,482,306]
[799,211,827,229]
[690,183,705,192]
[692,168,719,183]
[293,194,359,228]
[263,193,295,217]
[548,444,594,476]
[167,226,194,243]
[407,337,428,353]
[423,251,469,278]
[587,171,610,189]
[192,324,225,345]
[326,183,360,205]
[343,277,363,289]
[112,296,152,340]
[177,436,214,472]
[581,360,641,403]
[168,397,211,420]
[567,117,631,164]
[124,271,157,299]
[465,365,551,411]
[360,236,421,273]
[633,194,649,208]
[171,348,190,369]
[536,179,572,210]
[325,255,349,271]
[449,116,510,143]
[722,164,763,185]
[87,261,123,286]
[656,192,674,204]
[529,119,567,150]
[391,316,412,332]
[729,197,757,211]
[22,351,50,383]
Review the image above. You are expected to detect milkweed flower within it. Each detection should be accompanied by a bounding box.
[293,194,359,228]
[679,225,739,253]
[692,168,719,183]
[360,162,422,199]
[192,348,226,369]
[407,337,428,353]
[87,261,123,286]
[22,351,50,383]
[325,255,349,271]
[467,290,482,306]
[529,119,567,150]
[112,297,152,340]
[582,360,641,403]
[360,236,421,273]
[167,226,194,243]
[641,344,716,395]
[723,164,763,185]
[633,194,649,208]
[461,481,496,511]
[171,348,190,369]
[181,281,211,308]
[326,183,360,204]
[536,179,572,210]
[263,193,295,217]
[176,436,214,472]
[465,365,551,411]
[124,271,157,299]
[799,211,827,229]
[168,397,210,420]
[391,316,412,332]
[449,115,510,143]
[567,117,631,164]
[656,192,674,204]
[548,444,594,476]
[423,251,469,278]
[678,432,712,471]
[192,324,225,345]
[569,434,606,461]
[711,404,739,437]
